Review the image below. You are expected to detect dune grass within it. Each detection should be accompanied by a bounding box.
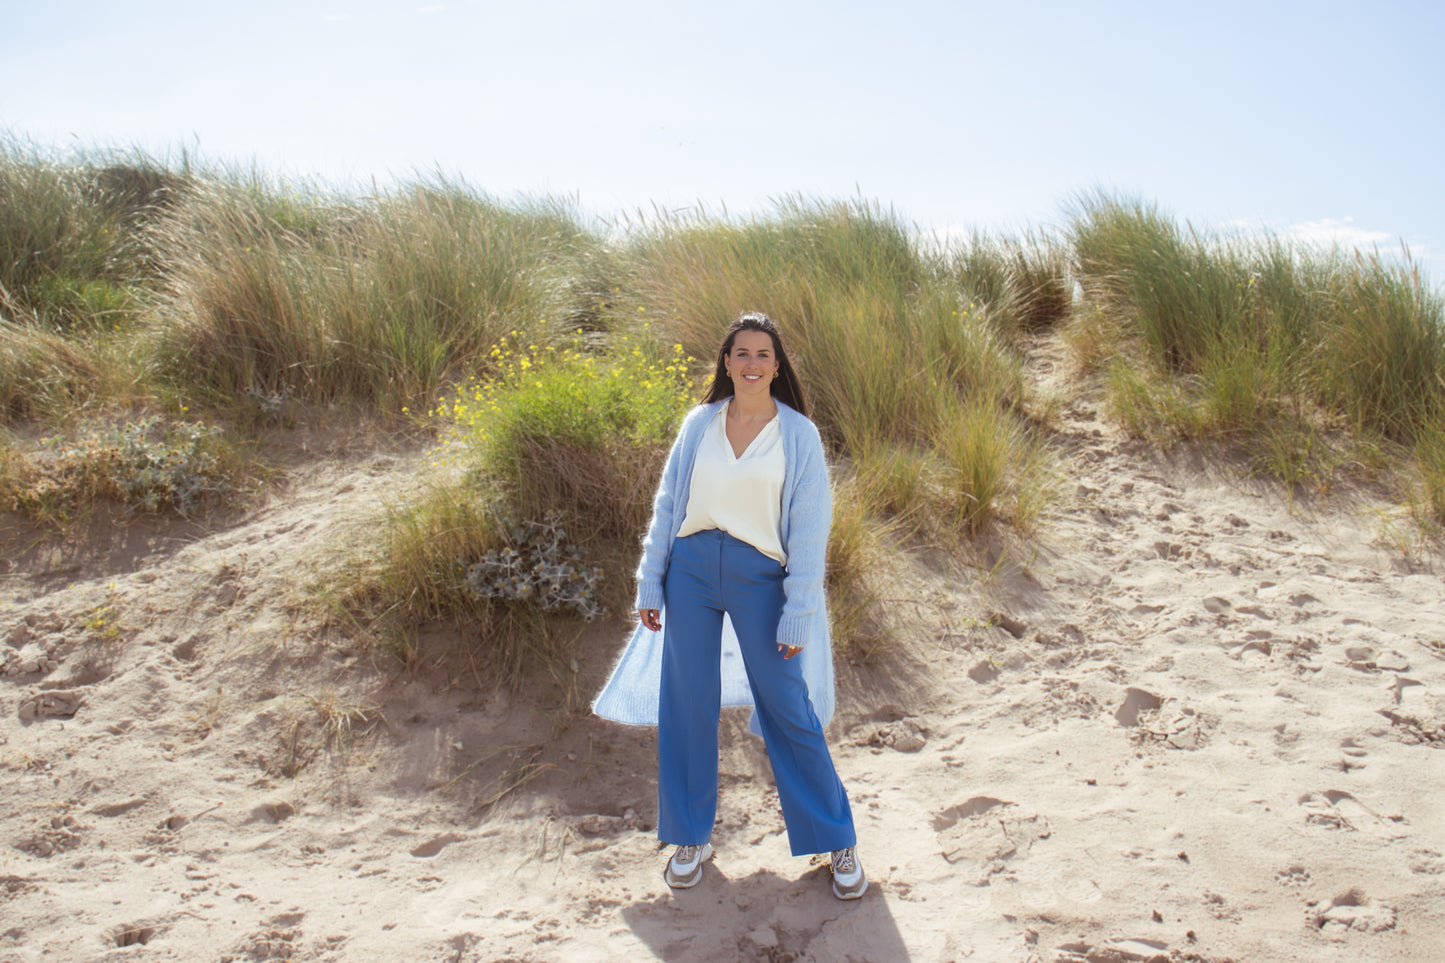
[609,198,1054,550]
[1412,424,1445,534]
[1068,193,1445,519]
[145,174,596,412]
[0,137,179,331]
[6,140,1444,684]
[947,230,1073,341]
[0,139,124,322]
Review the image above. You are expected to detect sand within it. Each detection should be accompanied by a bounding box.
[2,344,1443,962]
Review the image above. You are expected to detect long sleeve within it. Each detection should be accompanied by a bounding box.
[633,404,715,612]
[776,415,831,649]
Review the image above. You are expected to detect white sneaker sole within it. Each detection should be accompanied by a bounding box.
[832,873,868,900]
[664,843,713,889]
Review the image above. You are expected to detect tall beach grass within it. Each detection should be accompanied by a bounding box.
[1069,192,1445,517]
[146,173,596,411]
[7,138,1443,686]
[610,198,1057,548]
[1069,194,1444,437]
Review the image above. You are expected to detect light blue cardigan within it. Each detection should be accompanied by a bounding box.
[592,399,837,730]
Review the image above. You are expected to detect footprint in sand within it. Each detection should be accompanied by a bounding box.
[1275,864,1310,886]
[16,687,86,723]
[1298,790,1408,838]
[967,660,1000,684]
[171,635,203,663]
[231,928,300,960]
[1408,849,1444,875]
[1308,888,1397,935]
[849,710,929,753]
[1114,687,1162,728]
[409,834,464,858]
[88,795,150,818]
[15,813,86,857]
[1204,891,1241,922]
[1115,688,1216,750]
[931,796,1010,830]
[1337,737,1369,771]
[1344,646,1411,672]
[1153,541,1186,560]
[1230,638,1273,661]
[568,809,642,836]
[1054,938,1168,963]
[1376,708,1444,746]
[1203,596,1233,616]
[988,611,1028,639]
[931,797,1050,884]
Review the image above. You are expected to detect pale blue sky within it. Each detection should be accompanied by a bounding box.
[4,0,1441,281]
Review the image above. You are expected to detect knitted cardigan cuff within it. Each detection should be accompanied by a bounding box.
[635,580,664,613]
[775,613,811,649]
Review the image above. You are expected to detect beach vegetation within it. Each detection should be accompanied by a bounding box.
[1068,192,1444,523]
[145,174,595,413]
[5,139,1443,688]
[609,198,1056,550]
[333,335,695,687]
[0,415,244,525]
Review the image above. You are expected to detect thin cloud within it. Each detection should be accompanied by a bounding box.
[417,4,446,12]
[1286,217,1393,251]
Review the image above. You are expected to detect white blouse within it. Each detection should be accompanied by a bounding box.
[676,400,787,564]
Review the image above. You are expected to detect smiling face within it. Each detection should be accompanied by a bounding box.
[725,329,779,399]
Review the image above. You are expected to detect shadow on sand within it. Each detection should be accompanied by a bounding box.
[622,860,910,962]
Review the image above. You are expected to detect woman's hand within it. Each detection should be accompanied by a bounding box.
[638,609,662,632]
[778,643,803,660]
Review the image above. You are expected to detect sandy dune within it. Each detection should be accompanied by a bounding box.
[3,348,1443,962]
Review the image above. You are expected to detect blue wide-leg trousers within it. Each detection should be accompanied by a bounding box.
[658,529,856,856]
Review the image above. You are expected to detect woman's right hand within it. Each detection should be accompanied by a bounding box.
[638,609,662,632]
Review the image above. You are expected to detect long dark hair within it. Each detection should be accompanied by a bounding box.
[700,312,808,416]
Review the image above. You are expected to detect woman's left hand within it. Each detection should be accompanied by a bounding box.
[778,643,803,660]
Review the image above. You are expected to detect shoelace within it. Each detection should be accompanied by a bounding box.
[674,845,700,865]
[832,848,856,874]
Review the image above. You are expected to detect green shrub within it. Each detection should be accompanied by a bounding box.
[21,274,141,329]
[438,335,695,543]
[334,336,693,685]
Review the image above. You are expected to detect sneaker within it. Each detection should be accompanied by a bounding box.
[829,846,867,900]
[663,843,712,889]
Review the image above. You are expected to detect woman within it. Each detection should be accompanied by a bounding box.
[593,312,865,900]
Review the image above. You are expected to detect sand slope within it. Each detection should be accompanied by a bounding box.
[2,350,1443,962]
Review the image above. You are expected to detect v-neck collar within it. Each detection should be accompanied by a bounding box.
[721,398,779,462]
